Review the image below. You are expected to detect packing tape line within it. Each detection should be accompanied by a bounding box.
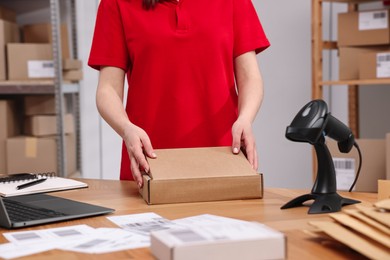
[25,137,38,158]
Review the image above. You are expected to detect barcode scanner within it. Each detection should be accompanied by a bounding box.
[281,99,361,214]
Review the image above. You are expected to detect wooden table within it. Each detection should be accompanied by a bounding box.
[0,179,378,259]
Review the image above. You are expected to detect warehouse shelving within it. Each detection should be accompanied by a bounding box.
[0,0,81,177]
[312,0,390,138]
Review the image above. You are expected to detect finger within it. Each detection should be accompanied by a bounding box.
[253,148,259,171]
[130,157,143,188]
[245,145,256,169]
[231,130,241,154]
[134,147,151,174]
[141,135,157,159]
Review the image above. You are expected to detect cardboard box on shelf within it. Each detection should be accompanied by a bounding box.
[24,114,75,137]
[386,133,390,180]
[139,146,263,205]
[0,5,16,22]
[22,23,70,59]
[339,46,390,80]
[63,69,83,81]
[24,95,66,116]
[63,59,82,70]
[338,9,390,47]
[327,138,386,192]
[6,134,76,177]
[7,43,53,80]
[0,100,20,174]
[0,20,20,80]
[359,51,390,79]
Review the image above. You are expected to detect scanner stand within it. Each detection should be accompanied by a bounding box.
[281,137,360,214]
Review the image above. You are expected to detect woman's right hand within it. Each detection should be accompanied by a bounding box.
[122,124,156,188]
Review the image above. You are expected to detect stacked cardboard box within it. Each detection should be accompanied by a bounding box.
[1,16,83,82]
[0,100,20,174]
[328,132,390,193]
[338,9,390,80]
[6,95,76,176]
[0,5,20,81]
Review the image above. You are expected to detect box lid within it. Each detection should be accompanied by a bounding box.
[148,146,257,180]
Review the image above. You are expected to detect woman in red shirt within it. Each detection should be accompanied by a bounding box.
[88,0,270,187]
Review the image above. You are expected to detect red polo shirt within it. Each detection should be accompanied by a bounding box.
[89,0,270,180]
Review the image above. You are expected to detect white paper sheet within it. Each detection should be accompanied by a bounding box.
[107,212,179,235]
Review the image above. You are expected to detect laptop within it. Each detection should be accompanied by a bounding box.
[0,193,115,229]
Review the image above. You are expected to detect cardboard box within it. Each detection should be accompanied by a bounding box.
[7,43,53,80]
[0,100,20,174]
[328,138,386,192]
[151,220,286,260]
[359,51,390,79]
[338,9,390,47]
[139,147,263,205]
[6,134,76,177]
[339,46,390,80]
[0,5,16,22]
[22,23,70,59]
[63,59,82,70]
[0,20,20,80]
[63,69,83,81]
[378,180,390,200]
[386,133,390,180]
[24,114,75,137]
[24,95,66,116]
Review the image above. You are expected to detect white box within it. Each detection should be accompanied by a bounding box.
[151,221,286,260]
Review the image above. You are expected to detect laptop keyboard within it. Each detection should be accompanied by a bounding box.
[4,199,67,222]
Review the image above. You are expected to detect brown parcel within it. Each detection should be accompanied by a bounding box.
[7,43,52,80]
[24,114,75,137]
[338,9,390,47]
[328,139,385,192]
[0,6,16,22]
[359,51,390,79]
[0,100,20,174]
[339,46,390,80]
[139,146,263,205]
[6,134,76,177]
[24,95,67,116]
[22,23,70,59]
[0,20,19,80]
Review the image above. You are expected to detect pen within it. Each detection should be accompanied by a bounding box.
[16,178,47,190]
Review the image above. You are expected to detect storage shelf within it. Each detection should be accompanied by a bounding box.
[321,79,390,86]
[0,80,79,94]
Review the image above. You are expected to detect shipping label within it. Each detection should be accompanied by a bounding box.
[359,10,388,30]
[377,53,390,78]
[27,60,55,78]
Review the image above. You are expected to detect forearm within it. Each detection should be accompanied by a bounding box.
[96,66,132,139]
[235,51,264,123]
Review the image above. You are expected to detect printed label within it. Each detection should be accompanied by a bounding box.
[377,53,390,78]
[27,60,55,78]
[359,10,388,30]
[333,158,355,191]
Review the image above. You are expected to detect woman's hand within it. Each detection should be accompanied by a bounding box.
[123,124,157,188]
[231,117,258,171]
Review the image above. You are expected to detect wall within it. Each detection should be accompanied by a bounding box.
[77,0,314,188]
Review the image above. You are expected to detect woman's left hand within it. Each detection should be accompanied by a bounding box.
[231,117,258,171]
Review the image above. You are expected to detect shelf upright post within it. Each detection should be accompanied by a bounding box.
[312,0,323,101]
[347,2,359,138]
[50,0,67,177]
[311,0,323,180]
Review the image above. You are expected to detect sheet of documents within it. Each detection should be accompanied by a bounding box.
[107,212,180,235]
[58,228,150,254]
